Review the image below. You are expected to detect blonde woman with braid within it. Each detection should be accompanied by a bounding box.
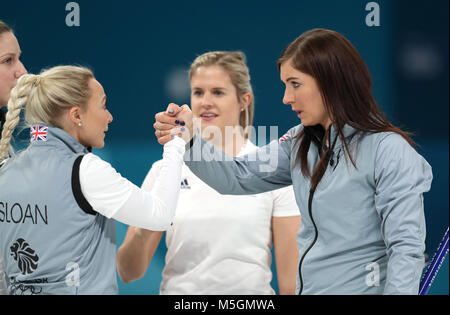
[0,19,27,295]
[117,51,301,295]
[0,65,189,295]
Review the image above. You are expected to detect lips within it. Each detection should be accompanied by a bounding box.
[200,112,218,121]
[293,110,303,119]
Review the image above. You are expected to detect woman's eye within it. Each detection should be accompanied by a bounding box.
[292,82,301,88]
[213,90,224,96]
[193,90,202,96]
[2,58,12,64]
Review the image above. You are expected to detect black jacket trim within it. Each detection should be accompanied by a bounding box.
[72,155,96,215]
[0,108,6,137]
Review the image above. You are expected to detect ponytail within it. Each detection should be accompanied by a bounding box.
[0,75,38,161]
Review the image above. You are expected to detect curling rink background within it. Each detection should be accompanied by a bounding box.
[2,0,448,294]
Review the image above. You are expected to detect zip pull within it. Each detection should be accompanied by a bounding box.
[332,149,342,171]
[325,150,334,167]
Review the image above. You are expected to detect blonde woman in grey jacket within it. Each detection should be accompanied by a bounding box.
[0,65,188,294]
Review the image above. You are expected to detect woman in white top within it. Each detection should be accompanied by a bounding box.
[117,51,301,295]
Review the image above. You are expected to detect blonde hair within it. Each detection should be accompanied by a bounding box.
[0,65,94,161]
[189,51,255,139]
[0,20,12,35]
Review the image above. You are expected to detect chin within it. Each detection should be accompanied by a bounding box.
[90,141,105,149]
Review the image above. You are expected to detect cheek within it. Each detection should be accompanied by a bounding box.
[0,72,10,90]
[303,90,323,110]
[190,101,202,118]
[225,97,242,116]
[0,85,10,105]
[0,83,7,96]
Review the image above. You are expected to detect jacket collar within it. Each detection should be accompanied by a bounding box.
[29,125,91,154]
[329,123,360,150]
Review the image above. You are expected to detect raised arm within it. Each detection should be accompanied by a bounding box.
[79,137,186,230]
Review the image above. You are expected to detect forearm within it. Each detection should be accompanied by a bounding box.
[185,136,292,195]
[273,216,301,295]
[383,240,425,294]
[277,268,298,295]
[117,137,185,230]
[117,228,162,283]
[82,137,186,230]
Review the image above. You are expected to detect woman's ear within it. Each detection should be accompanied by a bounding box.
[68,106,82,126]
[241,93,252,111]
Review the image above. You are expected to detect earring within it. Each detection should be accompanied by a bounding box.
[78,122,82,127]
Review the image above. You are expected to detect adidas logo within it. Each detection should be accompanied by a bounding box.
[180,179,191,189]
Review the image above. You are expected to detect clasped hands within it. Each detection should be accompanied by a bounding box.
[154,103,194,145]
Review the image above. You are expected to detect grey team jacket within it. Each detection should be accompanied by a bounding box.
[185,124,433,295]
[0,126,117,295]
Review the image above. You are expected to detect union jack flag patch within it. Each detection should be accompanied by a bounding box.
[279,132,291,144]
[30,125,48,142]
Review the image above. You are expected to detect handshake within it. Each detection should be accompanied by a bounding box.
[154,103,194,145]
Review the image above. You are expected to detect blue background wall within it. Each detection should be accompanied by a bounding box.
[2,0,448,295]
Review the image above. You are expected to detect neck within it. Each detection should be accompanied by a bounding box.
[321,118,333,131]
[202,127,247,157]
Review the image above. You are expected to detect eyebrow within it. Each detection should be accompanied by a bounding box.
[0,50,21,59]
[192,86,228,91]
[0,53,13,59]
[285,77,300,82]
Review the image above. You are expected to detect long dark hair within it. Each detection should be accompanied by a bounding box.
[278,29,414,190]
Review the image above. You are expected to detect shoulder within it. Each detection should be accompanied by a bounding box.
[375,131,408,145]
[144,158,187,176]
[78,153,120,179]
[150,159,164,171]
[80,152,110,168]
[370,132,431,177]
[269,185,300,217]
[274,124,303,156]
[370,132,415,157]
[280,124,303,143]
[355,131,414,158]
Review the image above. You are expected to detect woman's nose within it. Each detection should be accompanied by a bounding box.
[283,89,293,105]
[201,92,213,106]
[15,61,27,78]
[108,110,113,123]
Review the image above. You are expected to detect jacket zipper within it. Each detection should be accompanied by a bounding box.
[298,187,319,295]
[298,128,339,294]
